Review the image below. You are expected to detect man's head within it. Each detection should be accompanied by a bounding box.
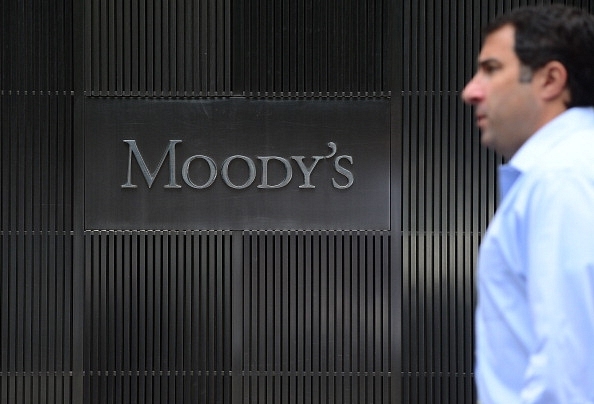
[462,5,594,159]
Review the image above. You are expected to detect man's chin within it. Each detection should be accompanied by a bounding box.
[479,131,492,148]
[480,133,502,154]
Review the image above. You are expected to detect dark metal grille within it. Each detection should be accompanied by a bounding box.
[84,230,233,404]
[232,0,391,97]
[0,0,73,93]
[0,233,74,404]
[81,231,394,403]
[0,3,76,387]
[85,0,232,96]
[0,95,75,232]
[241,231,393,403]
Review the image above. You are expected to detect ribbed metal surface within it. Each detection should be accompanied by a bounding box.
[401,93,483,403]
[0,93,75,404]
[85,0,232,96]
[401,94,497,235]
[233,0,391,97]
[82,230,394,403]
[399,0,494,401]
[84,231,233,404]
[241,231,393,403]
[0,234,74,404]
[85,0,390,98]
[401,0,594,95]
[1,2,77,404]
[0,0,73,93]
[401,231,479,403]
[0,95,75,232]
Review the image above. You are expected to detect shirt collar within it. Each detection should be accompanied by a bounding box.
[498,107,594,200]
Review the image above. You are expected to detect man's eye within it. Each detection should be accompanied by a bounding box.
[482,64,500,74]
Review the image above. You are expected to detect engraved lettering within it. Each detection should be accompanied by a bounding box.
[257,157,293,189]
[121,140,354,191]
[291,156,323,189]
[182,155,217,189]
[332,155,354,189]
[291,142,339,189]
[325,142,338,159]
[121,140,182,189]
[221,155,257,189]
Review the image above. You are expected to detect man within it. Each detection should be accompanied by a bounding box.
[462,5,594,403]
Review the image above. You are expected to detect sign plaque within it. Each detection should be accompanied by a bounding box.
[84,98,390,230]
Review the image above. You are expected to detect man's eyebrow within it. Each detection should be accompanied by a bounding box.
[477,58,503,68]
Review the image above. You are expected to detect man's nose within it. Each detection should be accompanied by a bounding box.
[461,76,483,105]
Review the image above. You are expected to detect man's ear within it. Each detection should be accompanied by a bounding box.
[538,60,570,103]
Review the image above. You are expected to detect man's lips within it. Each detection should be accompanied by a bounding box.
[476,114,486,127]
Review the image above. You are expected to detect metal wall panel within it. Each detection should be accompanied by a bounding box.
[240,231,393,403]
[1,12,76,395]
[82,98,391,231]
[84,0,390,98]
[81,230,395,403]
[0,0,73,93]
[232,0,391,97]
[84,231,233,403]
[0,233,74,404]
[399,0,497,399]
[400,93,487,403]
[0,91,76,403]
[0,95,75,232]
[85,0,232,96]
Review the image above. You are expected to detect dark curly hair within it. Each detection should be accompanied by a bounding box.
[485,5,594,107]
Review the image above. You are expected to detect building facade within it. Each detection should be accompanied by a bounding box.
[2,0,590,403]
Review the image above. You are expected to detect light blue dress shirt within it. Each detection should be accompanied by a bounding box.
[475,107,594,404]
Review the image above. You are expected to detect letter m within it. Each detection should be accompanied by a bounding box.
[121,140,182,188]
